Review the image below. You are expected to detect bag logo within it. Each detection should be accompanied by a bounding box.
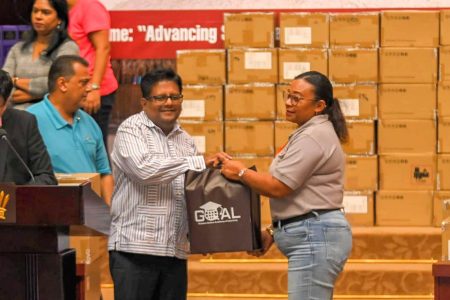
[0,190,10,221]
[194,201,241,225]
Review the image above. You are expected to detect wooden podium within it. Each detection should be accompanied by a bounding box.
[0,183,110,300]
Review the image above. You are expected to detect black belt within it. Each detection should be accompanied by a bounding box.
[272,208,341,228]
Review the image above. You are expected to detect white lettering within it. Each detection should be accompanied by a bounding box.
[144,25,217,44]
[194,210,205,222]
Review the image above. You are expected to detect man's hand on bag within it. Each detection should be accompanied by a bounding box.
[220,159,247,181]
[248,229,273,257]
[204,152,232,168]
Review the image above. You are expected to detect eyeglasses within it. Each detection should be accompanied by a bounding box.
[146,94,183,103]
[283,91,316,106]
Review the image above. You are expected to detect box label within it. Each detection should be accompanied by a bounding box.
[339,98,360,117]
[181,100,205,118]
[245,52,272,69]
[283,62,310,80]
[284,27,312,45]
[343,195,368,213]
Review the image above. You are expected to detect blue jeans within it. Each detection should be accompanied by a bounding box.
[274,210,352,300]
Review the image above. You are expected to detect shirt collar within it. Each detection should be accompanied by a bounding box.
[43,94,81,130]
[289,114,329,140]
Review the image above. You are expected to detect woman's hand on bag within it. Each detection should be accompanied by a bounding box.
[204,152,232,168]
[248,229,274,257]
[220,159,247,181]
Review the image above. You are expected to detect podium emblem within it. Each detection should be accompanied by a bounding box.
[0,190,10,220]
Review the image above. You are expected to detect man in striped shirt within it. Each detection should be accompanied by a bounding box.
[108,68,230,300]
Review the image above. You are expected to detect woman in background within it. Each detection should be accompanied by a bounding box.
[221,71,352,299]
[2,0,78,110]
[67,0,118,150]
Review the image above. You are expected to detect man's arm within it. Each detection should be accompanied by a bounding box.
[112,124,205,185]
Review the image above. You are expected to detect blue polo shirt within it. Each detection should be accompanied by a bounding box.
[27,95,111,175]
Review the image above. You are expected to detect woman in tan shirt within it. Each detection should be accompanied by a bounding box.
[221,71,352,299]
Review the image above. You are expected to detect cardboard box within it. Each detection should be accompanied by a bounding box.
[101,284,114,300]
[441,10,450,45]
[77,254,102,300]
[438,83,450,117]
[238,156,273,173]
[333,84,378,119]
[378,119,436,154]
[442,216,450,259]
[439,117,450,153]
[345,155,378,190]
[225,84,276,120]
[342,120,375,155]
[379,154,436,190]
[260,196,272,225]
[433,191,450,227]
[70,236,107,265]
[279,12,329,48]
[278,48,328,83]
[438,154,450,190]
[330,13,380,48]
[274,121,298,151]
[56,173,101,197]
[381,11,439,47]
[224,12,274,48]
[379,48,438,83]
[227,48,278,84]
[376,190,433,226]
[343,191,375,226]
[276,84,289,119]
[179,121,223,155]
[176,50,226,84]
[225,121,274,156]
[378,84,437,119]
[180,85,223,121]
[328,49,378,83]
[440,46,450,82]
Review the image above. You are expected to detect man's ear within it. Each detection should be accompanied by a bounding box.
[140,97,147,109]
[57,77,68,92]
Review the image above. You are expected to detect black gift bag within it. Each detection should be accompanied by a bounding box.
[185,167,262,254]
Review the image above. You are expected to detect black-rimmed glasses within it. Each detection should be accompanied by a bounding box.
[146,94,183,103]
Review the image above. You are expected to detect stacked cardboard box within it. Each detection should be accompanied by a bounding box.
[377,11,439,226]
[55,173,107,300]
[438,10,450,259]
[176,49,226,155]
[224,13,277,225]
[326,13,380,226]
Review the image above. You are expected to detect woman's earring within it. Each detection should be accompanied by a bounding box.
[57,23,61,30]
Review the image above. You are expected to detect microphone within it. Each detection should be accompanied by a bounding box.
[0,128,36,183]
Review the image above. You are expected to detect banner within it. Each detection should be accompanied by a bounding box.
[110,10,224,59]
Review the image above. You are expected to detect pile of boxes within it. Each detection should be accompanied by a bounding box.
[0,25,30,67]
[176,10,450,228]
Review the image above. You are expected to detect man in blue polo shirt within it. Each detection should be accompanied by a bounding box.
[28,55,113,204]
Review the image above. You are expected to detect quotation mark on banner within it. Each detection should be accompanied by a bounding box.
[137,25,148,32]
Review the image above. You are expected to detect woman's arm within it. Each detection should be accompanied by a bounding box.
[220,159,293,198]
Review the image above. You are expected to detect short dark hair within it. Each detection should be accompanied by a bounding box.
[0,70,13,103]
[140,68,182,98]
[48,55,89,92]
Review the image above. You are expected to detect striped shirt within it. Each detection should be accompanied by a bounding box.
[108,111,206,259]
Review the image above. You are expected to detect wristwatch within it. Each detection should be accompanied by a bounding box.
[91,83,100,90]
[238,168,248,179]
